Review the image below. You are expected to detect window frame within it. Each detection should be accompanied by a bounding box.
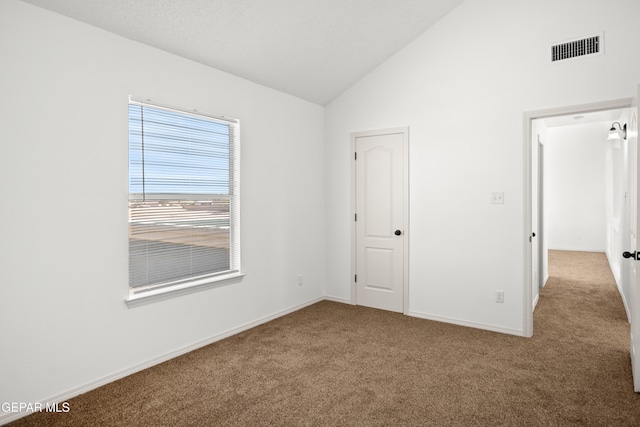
[125,97,242,307]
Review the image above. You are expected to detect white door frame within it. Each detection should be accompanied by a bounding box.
[627,87,639,391]
[523,98,632,337]
[531,134,544,311]
[351,126,410,314]
[538,137,546,290]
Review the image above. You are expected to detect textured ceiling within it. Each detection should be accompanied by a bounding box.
[20,0,465,105]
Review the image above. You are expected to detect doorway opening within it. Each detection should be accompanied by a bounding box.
[523,98,632,337]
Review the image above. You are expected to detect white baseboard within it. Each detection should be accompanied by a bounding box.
[323,295,353,305]
[406,311,524,337]
[328,298,523,336]
[548,247,606,253]
[0,296,324,426]
[532,293,540,311]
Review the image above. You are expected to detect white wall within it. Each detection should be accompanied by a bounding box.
[545,122,607,252]
[605,110,631,317]
[0,0,325,418]
[324,0,640,334]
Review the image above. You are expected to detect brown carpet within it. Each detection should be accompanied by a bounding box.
[10,250,640,426]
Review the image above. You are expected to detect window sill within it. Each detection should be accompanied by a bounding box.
[125,272,245,308]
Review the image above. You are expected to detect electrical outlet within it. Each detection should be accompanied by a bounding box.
[298,275,303,286]
[496,290,504,303]
[491,192,504,204]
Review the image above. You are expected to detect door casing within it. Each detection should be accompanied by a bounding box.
[523,98,632,337]
[627,90,639,392]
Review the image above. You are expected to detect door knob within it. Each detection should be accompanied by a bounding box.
[394,230,402,236]
[623,251,637,259]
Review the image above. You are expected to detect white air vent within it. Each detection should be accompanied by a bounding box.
[551,33,603,62]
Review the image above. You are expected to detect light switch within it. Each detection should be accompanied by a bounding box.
[491,192,504,204]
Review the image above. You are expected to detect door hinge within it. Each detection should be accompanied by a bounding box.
[355,213,357,221]
[354,152,357,160]
[354,274,357,283]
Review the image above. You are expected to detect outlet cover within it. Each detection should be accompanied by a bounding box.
[491,192,504,204]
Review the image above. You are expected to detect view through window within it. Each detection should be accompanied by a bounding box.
[128,99,240,295]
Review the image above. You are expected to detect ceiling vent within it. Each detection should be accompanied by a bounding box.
[551,33,603,62]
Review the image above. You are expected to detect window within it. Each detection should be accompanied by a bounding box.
[127,97,241,303]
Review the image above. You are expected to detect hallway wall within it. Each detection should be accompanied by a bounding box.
[545,122,608,252]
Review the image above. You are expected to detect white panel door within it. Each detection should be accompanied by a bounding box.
[355,130,406,313]
[628,85,640,392]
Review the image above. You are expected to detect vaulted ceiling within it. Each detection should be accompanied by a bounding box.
[21,0,465,105]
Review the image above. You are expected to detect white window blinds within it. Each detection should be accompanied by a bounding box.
[128,98,240,294]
